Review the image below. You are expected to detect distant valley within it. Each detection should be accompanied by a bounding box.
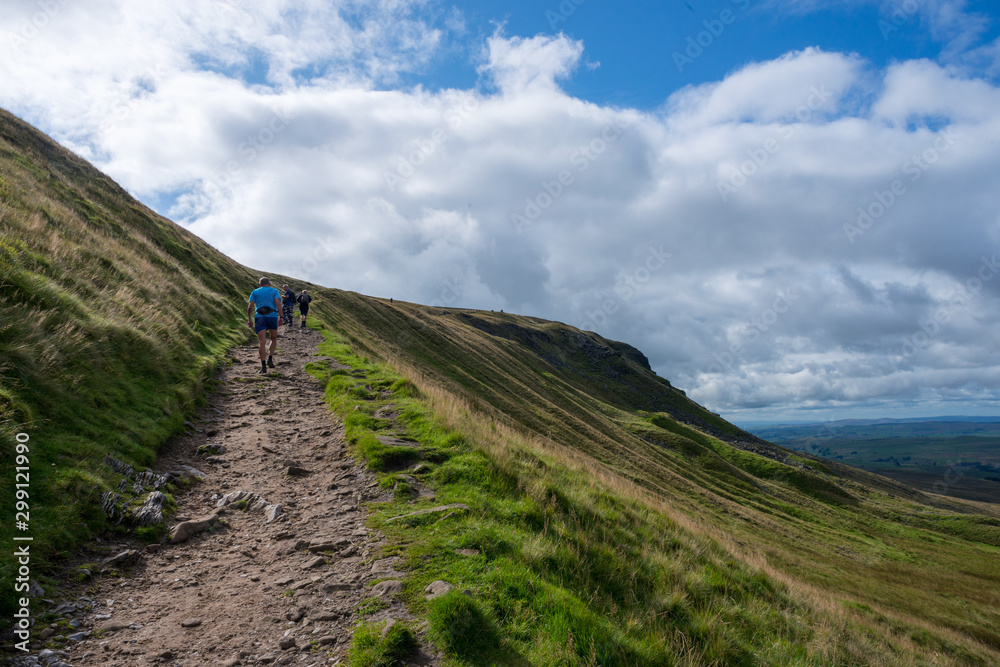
[751,417,1000,503]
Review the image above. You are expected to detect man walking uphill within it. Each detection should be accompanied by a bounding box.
[281,284,297,331]
[297,290,312,328]
[247,277,283,374]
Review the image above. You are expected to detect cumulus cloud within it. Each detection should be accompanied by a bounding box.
[4,1,1000,420]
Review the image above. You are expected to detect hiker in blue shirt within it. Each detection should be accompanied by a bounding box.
[247,277,283,374]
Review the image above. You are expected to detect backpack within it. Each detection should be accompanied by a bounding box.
[298,294,312,305]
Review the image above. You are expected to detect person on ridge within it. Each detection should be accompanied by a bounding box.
[297,289,312,328]
[281,283,297,331]
[247,277,283,374]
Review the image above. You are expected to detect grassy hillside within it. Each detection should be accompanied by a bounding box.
[0,108,268,606]
[301,294,1000,664]
[2,107,1000,664]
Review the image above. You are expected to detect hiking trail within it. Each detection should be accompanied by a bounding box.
[19,326,437,667]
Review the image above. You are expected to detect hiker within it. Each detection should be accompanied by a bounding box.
[281,284,297,330]
[297,290,312,327]
[247,277,283,374]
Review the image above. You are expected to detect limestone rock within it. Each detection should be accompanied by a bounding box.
[130,491,168,526]
[425,580,453,599]
[197,443,228,456]
[170,510,224,544]
[102,549,142,569]
[371,580,404,597]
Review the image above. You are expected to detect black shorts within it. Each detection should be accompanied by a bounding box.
[298,303,309,315]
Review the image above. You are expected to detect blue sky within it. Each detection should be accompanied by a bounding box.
[3,0,1000,425]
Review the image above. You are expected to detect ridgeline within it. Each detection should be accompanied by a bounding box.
[2,108,999,665]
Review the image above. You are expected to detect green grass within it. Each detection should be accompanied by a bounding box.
[348,620,418,667]
[309,330,1000,665]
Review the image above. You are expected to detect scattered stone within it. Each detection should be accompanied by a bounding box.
[217,490,269,511]
[221,659,241,667]
[285,466,310,476]
[385,503,471,523]
[102,549,142,569]
[169,465,207,482]
[307,542,337,552]
[370,557,398,573]
[197,443,228,456]
[310,611,340,622]
[294,540,311,551]
[425,581,454,599]
[274,576,295,587]
[264,504,284,523]
[304,557,326,569]
[98,620,129,633]
[67,631,90,641]
[278,636,297,650]
[27,580,44,597]
[371,580,404,597]
[130,491,168,526]
[158,649,176,660]
[169,509,224,544]
[317,635,337,646]
[180,618,203,628]
[339,545,358,558]
[322,582,353,593]
[285,608,305,622]
[456,549,480,557]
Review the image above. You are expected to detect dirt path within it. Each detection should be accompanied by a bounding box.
[20,325,431,667]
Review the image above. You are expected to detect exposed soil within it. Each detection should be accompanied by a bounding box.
[14,325,436,667]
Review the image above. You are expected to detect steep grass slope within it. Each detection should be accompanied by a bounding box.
[302,292,1000,663]
[0,108,267,607]
[1,107,999,664]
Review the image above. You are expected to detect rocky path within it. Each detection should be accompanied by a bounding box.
[17,325,431,666]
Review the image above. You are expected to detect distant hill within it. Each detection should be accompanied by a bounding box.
[3,107,1000,664]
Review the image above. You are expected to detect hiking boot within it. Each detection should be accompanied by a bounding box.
[300,322,306,327]
[257,366,267,374]
[267,356,275,368]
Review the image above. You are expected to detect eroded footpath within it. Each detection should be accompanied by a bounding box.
[16,326,427,667]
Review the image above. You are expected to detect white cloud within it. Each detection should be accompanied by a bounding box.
[4,2,1000,419]
[479,31,584,95]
